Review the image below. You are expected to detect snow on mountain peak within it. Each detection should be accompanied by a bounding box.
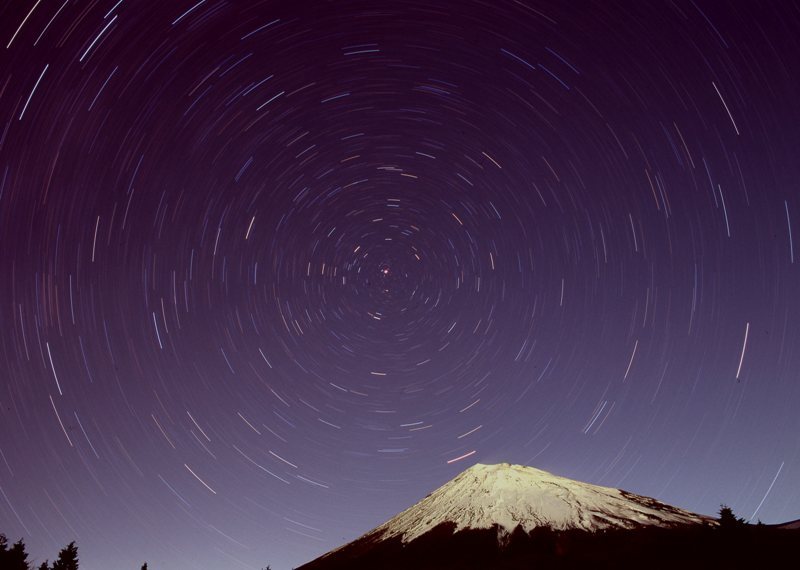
[374,462,713,543]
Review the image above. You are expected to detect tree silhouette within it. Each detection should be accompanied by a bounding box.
[6,538,31,570]
[38,561,51,570]
[51,541,78,570]
[0,534,28,570]
[718,504,746,529]
[0,535,7,570]
[141,563,148,570]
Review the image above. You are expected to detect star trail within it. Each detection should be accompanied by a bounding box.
[1,1,799,568]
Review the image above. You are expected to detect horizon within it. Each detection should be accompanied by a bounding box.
[2,1,799,569]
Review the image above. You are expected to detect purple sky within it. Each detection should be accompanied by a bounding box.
[1,1,799,568]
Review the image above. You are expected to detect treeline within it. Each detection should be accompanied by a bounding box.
[0,506,781,570]
[0,534,149,570]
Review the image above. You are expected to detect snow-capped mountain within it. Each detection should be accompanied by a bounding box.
[372,462,713,542]
[299,462,717,569]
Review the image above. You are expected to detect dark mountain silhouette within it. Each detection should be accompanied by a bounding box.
[775,518,800,530]
[299,463,798,569]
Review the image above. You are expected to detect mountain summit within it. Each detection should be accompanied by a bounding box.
[300,462,717,569]
[372,462,712,542]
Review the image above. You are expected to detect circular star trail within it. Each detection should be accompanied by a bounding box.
[1,1,799,569]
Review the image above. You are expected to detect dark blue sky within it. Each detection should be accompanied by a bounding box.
[1,1,799,568]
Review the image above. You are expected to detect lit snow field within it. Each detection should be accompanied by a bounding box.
[369,463,714,543]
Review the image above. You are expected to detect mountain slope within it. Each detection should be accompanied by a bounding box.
[775,518,800,530]
[371,462,712,542]
[299,462,719,569]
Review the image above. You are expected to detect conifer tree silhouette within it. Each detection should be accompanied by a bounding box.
[51,541,79,570]
[6,538,31,570]
[718,504,746,529]
[38,561,51,570]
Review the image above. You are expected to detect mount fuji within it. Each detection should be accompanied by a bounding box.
[364,462,713,540]
[299,463,727,569]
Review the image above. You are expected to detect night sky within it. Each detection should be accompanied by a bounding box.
[1,1,799,568]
